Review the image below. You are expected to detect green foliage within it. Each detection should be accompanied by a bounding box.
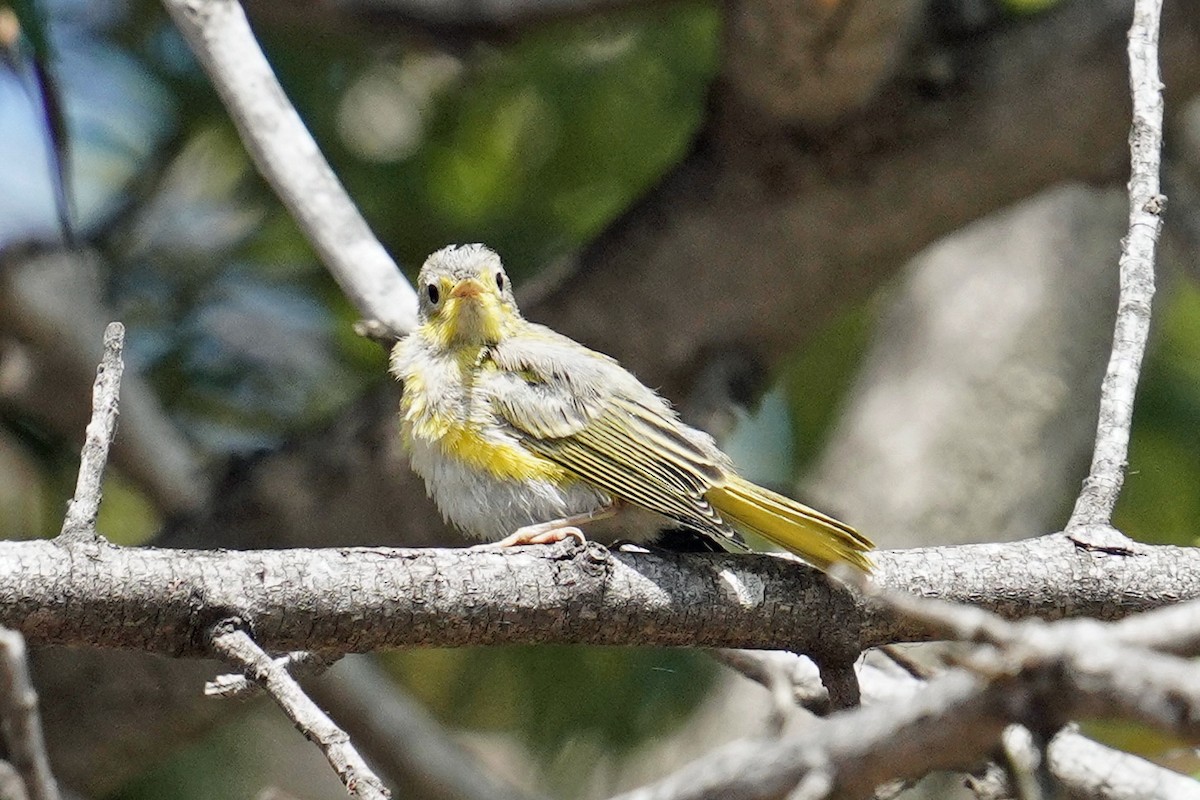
[113,727,257,800]
[386,646,715,774]
[1081,718,1200,776]
[1115,281,1200,546]
[780,302,875,470]
[999,0,1063,14]
[96,470,160,545]
[266,1,720,277]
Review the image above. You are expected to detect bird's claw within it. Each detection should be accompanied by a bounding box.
[472,525,588,550]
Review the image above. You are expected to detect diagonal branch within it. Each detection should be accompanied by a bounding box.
[1067,0,1166,535]
[57,321,124,545]
[208,623,390,800]
[160,0,417,338]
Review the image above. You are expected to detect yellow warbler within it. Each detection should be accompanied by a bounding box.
[391,244,872,572]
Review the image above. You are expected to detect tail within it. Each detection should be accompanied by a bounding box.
[705,475,873,572]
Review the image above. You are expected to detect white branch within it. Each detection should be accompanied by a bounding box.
[57,321,124,544]
[160,0,417,338]
[209,625,390,800]
[1067,0,1165,535]
[205,651,340,699]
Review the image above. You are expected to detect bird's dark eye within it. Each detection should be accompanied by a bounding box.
[495,272,505,292]
[426,283,440,304]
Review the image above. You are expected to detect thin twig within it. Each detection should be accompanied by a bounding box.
[1066,0,1165,535]
[0,628,60,800]
[160,0,417,339]
[208,624,390,800]
[206,651,341,699]
[57,321,124,544]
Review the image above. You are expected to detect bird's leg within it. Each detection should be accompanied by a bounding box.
[475,501,620,549]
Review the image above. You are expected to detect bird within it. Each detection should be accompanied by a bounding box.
[391,244,873,572]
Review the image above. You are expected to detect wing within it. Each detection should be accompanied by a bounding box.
[487,329,737,538]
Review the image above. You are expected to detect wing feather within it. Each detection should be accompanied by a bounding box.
[486,332,731,535]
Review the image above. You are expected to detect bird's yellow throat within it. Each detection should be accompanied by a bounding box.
[421,277,514,349]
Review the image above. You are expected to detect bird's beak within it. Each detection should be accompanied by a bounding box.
[450,278,486,299]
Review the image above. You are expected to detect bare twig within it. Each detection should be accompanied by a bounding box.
[208,624,390,800]
[996,726,1052,800]
[1109,595,1200,655]
[721,643,1195,800]
[0,628,60,800]
[160,0,417,339]
[206,651,341,699]
[715,649,927,719]
[966,727,1200,800]
[1067,0,1166,536]
[56,321,124,544]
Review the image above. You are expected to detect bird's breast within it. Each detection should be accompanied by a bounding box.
[400,384,608,540]
[399,356,566,484]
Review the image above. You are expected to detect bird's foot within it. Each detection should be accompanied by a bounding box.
[473,524,588,550]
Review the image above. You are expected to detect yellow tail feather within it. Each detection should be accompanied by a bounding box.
[705,475,873,572]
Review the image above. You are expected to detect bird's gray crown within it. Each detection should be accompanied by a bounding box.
[419,243,503,283]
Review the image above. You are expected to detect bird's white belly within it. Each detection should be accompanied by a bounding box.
[407,434,611,541]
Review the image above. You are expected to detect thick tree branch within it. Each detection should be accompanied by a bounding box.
[209,624,390,799]
[149,0,1200,402]
[2,535,1197,656]
[160,0,417,338]
[1067,0,1166,534]
[18,0,1200,793]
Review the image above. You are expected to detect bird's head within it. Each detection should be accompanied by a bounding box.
[416,244,520,348]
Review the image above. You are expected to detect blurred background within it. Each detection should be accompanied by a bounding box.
[1,0,1199,796]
